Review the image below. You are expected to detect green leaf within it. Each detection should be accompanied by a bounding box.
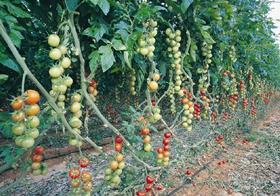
[112,38,126,51]
[89,51,100,74]
[83,23,108,42]
[98,45,115,72]
[201,30,215,44]
[98,0,110,15]
[88,0,99,5]
[0,74,8,84]
[134,5,153,22]
[0,59,21,73]
[181,0,193,13]
[190,40,197,62]
[4,2,31,18]
[65,0,80,12]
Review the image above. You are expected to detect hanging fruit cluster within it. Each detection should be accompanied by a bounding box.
[157,132,172,166]
[200,89,210,119]
[229,45,237,62]
[165,28,183,93]
[11,90,41,148]
[181,95,194,131]
[167,81,176,114]
[68,93,83,147]
[140,127,152,152]
[211,108,218,122]
[147,71,160,93]
[104,135,125,186]
[69,157,92,195]
[31,146,48,176]
[137,19,157,58]
[149,105,162,123]
[193,103,201,119]
[48,34,73,109]
[221,70,238,110]
[88,79,98,101]
[129,69,137,95]
[250,98,257,117]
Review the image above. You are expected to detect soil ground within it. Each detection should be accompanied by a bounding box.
[0,104,279,196]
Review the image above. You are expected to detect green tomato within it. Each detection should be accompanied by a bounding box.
[12,123,25,135]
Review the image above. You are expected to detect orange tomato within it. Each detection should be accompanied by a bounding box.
[11,96,24,110]
[25,104,40,116]
[25,90,40,105]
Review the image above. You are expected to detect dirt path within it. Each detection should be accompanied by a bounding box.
[176,106,280,196]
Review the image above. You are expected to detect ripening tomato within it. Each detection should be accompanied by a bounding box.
[115,153,124,162]
[163,145,169,151]
[143,135,151,143]
[110,160,119,170]
[71,93,81,102]
[11,111,25,122]
[140,128,150,136]
[71,179,81,188]
[25,104,40,116]
[81,171,92,182]
[157,148,163,154]
[136,191,146,196]
[24,90,40,105]
[32,154,43,162]
[27,116,40,128]
[31,162,41,170]
[83,182,93,192]
[69,168,81,179]
[11,96,24,110]
[115,143,122,152]
[78,157,90,168]
[34,146,44,155]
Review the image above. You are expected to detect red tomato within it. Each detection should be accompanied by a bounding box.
[78,157,90,168]
[186,169,192,176]
[115,135,123,144]
[115,143,122,152]
[155,184,164,191]
[145,184,153,192]
[163,138,169,146]
[34,146,44,155]
[69,168,80,179]
[157,148,163,154]
[140,128,150,136]
[146,175,155,184]
[164,132,172,139]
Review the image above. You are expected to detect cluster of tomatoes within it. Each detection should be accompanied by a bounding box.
[136,176,164,196]
[147,72,160,93]
[31,146,48,175]
[228,93,239,110]
[250,98,257,117]
[129,69,137,96]
[165,28,183,93]
[211,109,218,122]
[11,90,41,148]
[48,34,73,109]
[239,80,246,99]
[242,98,249,110]
[167,82,176,114]
[222,111,229,121]
[69,157,92,195]
[181,94,194,132]
[68,93,83,147]
[140,127,152,152]
[149,105,162,123]
[229,45,237,62]
[157,132,172,166]
[199,89,210,119]
[88,80,98,101]
[193,103,201,119]
[104,135,125,186]
[137,19,157,58]
[201,41,213,67]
